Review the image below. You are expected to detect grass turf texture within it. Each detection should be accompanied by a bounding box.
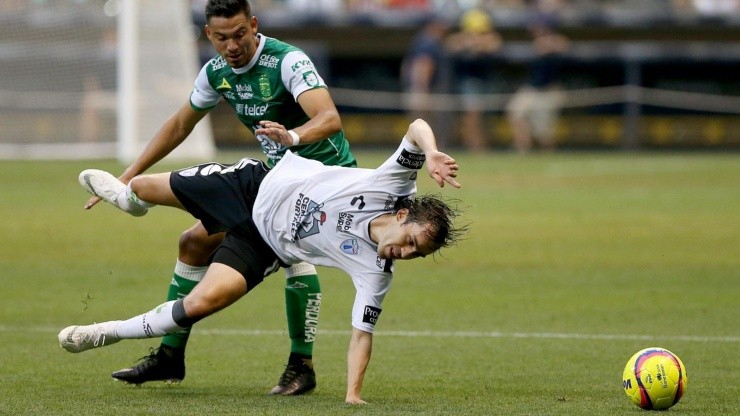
[0,151,738,415]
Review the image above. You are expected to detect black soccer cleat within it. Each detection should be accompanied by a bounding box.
[268,361,317,396]
[112,346,185,385]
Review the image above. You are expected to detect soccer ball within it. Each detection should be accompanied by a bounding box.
[622,347,687,410]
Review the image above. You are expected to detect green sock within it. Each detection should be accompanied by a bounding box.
[161,262,206,349]
[284,274,322,357]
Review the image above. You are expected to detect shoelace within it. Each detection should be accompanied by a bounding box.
[277,364,301,386]
[130,347,160,368]
[92,333,106,347]
[81,323,106,347]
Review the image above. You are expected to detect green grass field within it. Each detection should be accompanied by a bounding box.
[1,150,738,415]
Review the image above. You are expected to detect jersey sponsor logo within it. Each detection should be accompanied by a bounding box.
[216,77,231,90]
[383,195,394,210]
[396,149,425,169]
[258,53,279,69]
[302,70,319,87]
[235,84,253,99]
[211,56,227,71]
[258,73,272,101]
[375,256,394,272]
[291,193,326,241]
[350,195,366,210]
[236,103,268,117]
[336,211,354,232]
[362,305,382,325]
[340,238,360,255]
[291,59,314,72]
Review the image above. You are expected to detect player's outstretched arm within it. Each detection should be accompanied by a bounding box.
[346,328,373,405]
[404,118,461,189]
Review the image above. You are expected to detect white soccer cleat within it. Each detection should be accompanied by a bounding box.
[78,169,147,216]
[58,321,122,353]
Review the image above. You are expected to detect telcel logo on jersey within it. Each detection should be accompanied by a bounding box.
[236,103,268,117]
[340,238,360,255]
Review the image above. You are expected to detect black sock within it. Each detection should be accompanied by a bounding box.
[289,352,311,365]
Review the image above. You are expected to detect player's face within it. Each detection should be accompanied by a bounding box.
[205,13,258,69]
[377,210,438,261]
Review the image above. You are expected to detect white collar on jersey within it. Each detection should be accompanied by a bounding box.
[231,33,266,75]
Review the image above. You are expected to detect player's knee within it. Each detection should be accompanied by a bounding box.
[129,176,146,198]
[178,228,215,266]
[181,295,214,321]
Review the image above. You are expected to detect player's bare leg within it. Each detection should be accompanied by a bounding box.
[112,222,222,385]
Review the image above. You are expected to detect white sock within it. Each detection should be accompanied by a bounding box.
[115,184,155,212]
[285,261,317,278]
[175,259,208,282]
[114,301,186,339]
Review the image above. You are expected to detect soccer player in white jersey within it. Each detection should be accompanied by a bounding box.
[62,118,464,404]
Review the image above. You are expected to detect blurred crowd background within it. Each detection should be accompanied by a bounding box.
[0,0,738,155]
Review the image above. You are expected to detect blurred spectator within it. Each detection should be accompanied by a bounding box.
[445,8,502,150]
[386,0,434,9]
[690,0,738,15]
[401,15,452,137]
[506,12,569,153]
[285,0,345,14]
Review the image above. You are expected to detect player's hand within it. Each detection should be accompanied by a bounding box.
[84,195,102,210]
[255,120,295,147]
[426,151,460,188]
[345,395,367,405]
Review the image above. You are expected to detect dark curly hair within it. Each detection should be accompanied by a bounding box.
[397,194,466,251]
[206,0,251,21]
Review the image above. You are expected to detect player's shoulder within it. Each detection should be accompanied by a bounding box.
[261,36,303,56]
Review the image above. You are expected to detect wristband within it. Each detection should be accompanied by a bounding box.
[287,130,300,147]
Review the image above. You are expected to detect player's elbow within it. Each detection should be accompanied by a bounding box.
[322,110,343,135]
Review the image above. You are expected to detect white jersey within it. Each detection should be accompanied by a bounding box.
[253,138,426,332]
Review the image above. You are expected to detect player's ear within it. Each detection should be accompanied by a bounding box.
[396,208,409,222]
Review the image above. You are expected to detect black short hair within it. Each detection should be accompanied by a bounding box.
[398,194,466,251]
[205,0,251,22]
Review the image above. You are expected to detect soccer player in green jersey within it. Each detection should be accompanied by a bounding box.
[82,0,355,395]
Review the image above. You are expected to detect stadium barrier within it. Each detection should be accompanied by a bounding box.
[210,85,740,149]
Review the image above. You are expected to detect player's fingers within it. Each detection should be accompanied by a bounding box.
[84,195,101,210]
[445,177,461,188]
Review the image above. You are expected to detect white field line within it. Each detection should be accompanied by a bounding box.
[5,325,739,343]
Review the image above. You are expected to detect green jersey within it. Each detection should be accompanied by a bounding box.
[190,34,356,168]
